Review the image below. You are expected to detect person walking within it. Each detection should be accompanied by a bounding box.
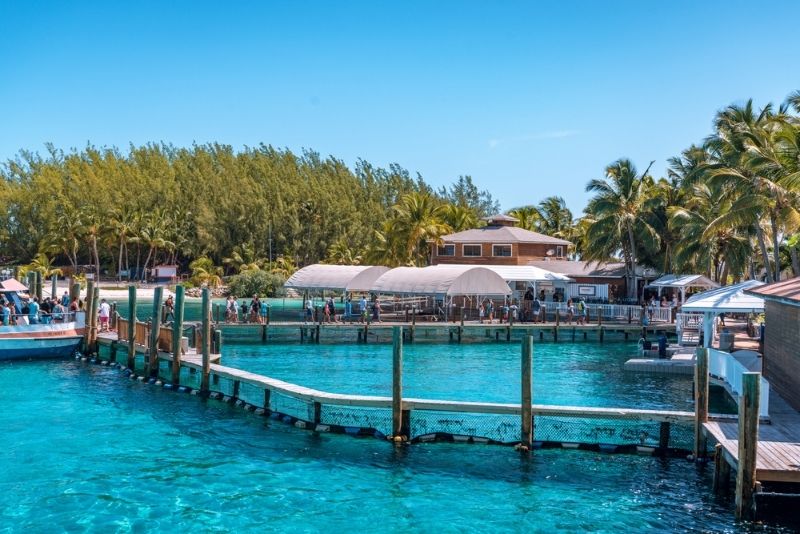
[98,298,111,332]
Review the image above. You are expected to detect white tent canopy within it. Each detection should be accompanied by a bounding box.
[681,280,765,348]
[649,274,719,290]
[345,266,391,293]
[681,280,765,314]
[285,264,389,292]
[432,264,571,283]
[370,265,512,297]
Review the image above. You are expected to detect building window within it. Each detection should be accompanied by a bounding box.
[437,244,455,256]
[463,244,482,257]
[556,245,564,258]
[492,244,512,257]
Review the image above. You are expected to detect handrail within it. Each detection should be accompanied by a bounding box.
[707,348,770,418]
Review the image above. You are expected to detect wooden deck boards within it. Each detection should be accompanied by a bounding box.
[704,393,800,483]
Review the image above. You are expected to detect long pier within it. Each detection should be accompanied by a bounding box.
[214,320,676,344]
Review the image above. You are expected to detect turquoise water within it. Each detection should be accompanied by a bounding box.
[221,341,703,410]
[0,359,775,532]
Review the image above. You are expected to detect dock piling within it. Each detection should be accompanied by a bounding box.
[520,334,533,450]
[84,280,95,353]
[735,372,761,520]
[171,285,185,386]
[392,326,405,441]
[200,288,211,395]
[693,347,709,460]
[127,285,137,369]
[148,286,163,377]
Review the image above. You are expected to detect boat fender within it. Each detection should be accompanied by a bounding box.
[154,380,162,387]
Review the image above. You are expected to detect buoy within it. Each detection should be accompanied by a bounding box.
[155,380,163,386]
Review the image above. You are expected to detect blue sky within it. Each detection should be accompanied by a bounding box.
[1,1,799,214]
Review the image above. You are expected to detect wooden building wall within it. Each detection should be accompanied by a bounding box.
[763,300,800,411]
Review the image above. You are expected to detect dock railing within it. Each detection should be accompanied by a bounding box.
[708,348,770,418]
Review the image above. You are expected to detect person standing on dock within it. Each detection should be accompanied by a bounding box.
[345,294,352,321]
[61,291,70,307]
[225,296,236,323]
[532,295,541,323]
[359,295,368,323]
[164,295,175,322]
[372,296,381,323]
[566,298,575,324]
[250,295,261,324]
[1,301,10,326]
[98,298,110,332]
[260,298,268,324]
[305,299,313,322]
[576,298,586,325]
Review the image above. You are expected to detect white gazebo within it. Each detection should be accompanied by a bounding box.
[648,274,719,303]
[430,264,571,300]
[681,280,765,347]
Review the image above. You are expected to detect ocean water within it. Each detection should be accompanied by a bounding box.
[0,359,779,533]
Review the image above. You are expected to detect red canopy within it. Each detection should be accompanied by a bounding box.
[0,278,29,292]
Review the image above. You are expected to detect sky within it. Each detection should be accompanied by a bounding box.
[1,1,799,214]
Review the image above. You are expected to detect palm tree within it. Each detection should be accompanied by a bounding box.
[535,196,574,240]
[110,208,136,280]
[325,239,363,265]
[441,204,478,233]
[390,192,451,266]
[507,205,541,231]
[223,243,265,274]
[189,257,223,288]
[584,159,659,299]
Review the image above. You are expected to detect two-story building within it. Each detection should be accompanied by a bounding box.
[430,214,572,266]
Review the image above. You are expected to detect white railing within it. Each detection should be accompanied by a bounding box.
[548,303,673,323]
[708,348,770,418]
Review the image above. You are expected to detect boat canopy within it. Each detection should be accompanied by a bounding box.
[0,278,28,292]
[370,265,512,297]
[432,264,571,283]
[681,280,765,314]
[284,264,389,292]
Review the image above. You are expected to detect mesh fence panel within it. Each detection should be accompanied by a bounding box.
[270,390,313,420]
[534,415,661,446]
[179,367,201,389]
[213,376,235,397]
[319,404,392,435]
[410,410,519,443]
[239,382,265,408]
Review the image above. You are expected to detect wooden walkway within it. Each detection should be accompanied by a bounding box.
[704,393,800,483]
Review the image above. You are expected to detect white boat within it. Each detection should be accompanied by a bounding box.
[0,278,86,360]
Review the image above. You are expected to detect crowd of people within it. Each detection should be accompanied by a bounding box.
[0,291,82,326]
[223,295,269,324]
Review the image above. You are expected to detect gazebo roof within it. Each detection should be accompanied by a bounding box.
[648,274,719,289]
[681,280,765,314]
[284,264,389,292]
[370,265,512,297]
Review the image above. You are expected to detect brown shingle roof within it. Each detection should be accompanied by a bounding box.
[440,226,572,245]
[746,276,800,304]
[526,260,627,278]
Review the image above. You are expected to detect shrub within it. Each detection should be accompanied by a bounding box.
[227,270,286,298]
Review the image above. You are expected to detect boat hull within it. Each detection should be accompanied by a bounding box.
[0,319,86,361]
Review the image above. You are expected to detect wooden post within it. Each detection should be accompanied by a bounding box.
[735,372,761,521]
[171,285,185,386]
[392,326,405,440]
[266,305,270,325]
[148,286,164,377]
[521,334,533,450]
[214,329,222,354]
[35,271,43,302]
[410,306,416,342]
[200,288,211,395]
[712,443,732,496]
[597,306,602,326]
[628,307,632,324]
[84,280,95,353]
[659,421,670,450]
[458,306,464,343]
[90,286,99,352]
[693,347,709,460]
[127,285,137,369]
[70,281,81,303]
[555,307,560,326]
[50,275,57,302]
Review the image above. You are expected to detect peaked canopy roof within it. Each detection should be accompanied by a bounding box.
[371,265,512,297]
[432,264,571,283]
[681,280,765,314]
[285,264,389,292]
[648,274,719,289]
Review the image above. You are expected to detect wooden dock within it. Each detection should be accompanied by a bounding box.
[704,392,800,483]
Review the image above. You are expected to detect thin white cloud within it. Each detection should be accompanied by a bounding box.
[488,129,580,149]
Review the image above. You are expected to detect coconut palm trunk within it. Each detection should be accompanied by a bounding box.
[754,223,773,282]
[770,215,781,281]
[627,223,638,300]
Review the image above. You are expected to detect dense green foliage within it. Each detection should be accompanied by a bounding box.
[2,91,799,289]
[0,144,494,277]
[227,270,287,298]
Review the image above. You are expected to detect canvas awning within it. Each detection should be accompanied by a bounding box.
[0,278,28,292]
[681,280,765,314]
[370,265,512,297]
[432,264,571,283]
[284,264,389,292]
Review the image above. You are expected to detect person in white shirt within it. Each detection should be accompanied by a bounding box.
[99,299,111,332]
